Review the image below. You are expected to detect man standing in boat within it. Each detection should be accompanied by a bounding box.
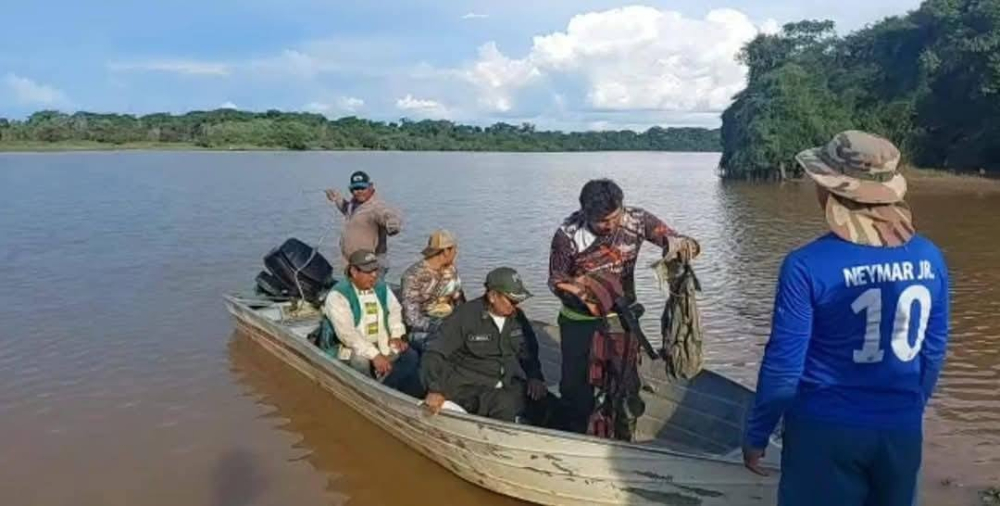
[326,170,403,277]
[547,179,701,435]
[420,267,547,422]
[400,229,466,352]
[742,131,950,506]
[324,249,423,397]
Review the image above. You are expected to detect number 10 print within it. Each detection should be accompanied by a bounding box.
[852,285,932,364]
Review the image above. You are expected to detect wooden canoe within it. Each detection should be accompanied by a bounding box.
[224,294,781,505]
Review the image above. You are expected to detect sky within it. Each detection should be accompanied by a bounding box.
[0,0,923,130]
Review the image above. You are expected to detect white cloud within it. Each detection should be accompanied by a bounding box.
[219,101,238,109]
[462,6,771,119]
[110,50,344,81]
[760,19,782,36]
[249,49,342,79]
[108,59,231,76]
[395,94,450,118]
[340,96,365,111]
[3,73,70,107]
[462,13,489,20]
[304,96,365,115]
[396,94,442,110]
[462,42,542,112]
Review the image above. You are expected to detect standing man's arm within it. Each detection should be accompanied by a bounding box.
[921,256,951,403]
[640,208,700,261]
[326,189,350,216]
[377,201,403,237]
[548,230,592,309]
[743,255,813,475]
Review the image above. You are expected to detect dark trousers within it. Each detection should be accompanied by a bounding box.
[349,348,425,398]
[448,381,526,423]
[779,417,922,506]
[558,315,600,434]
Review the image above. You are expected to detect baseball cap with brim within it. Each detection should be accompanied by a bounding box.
[795,130,907,205]
[349,170,372,191]
[348,249,380,273]
[421,229,457,257]
[486,267,532,303]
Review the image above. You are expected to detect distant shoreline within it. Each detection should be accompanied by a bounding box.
[0,141,320,153]
[0,141,723,155]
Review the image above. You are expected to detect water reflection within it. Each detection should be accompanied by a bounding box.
[226,332,526,506]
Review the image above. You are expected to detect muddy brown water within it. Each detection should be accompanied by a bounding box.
[0,152,996,505]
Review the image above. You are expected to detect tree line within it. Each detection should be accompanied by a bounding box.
[720,0,1000,180]
[0,109,721,153]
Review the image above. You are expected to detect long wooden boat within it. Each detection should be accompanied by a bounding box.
[224,293,781,505]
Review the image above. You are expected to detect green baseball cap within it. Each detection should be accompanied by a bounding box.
[348,249,380,273]
[349,170,372,190]
[485,267,532,303]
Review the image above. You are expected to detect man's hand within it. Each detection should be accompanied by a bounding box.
[742,446,769,476]
[424,392,446,414]
[527,379,548,401]
[389,338,408,353]
[371,354,393,378]
[676,237,701,263]
[555,282,576,293]
[555,282,600,316]
[325,189,342,203]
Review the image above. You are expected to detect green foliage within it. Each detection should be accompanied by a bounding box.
[721,0,1000,180]
[720,64,852,180]
[0,109,721,153]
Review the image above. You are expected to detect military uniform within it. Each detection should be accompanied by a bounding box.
[420,296,544,422]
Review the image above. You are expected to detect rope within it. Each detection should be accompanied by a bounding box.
[288,192,340,303]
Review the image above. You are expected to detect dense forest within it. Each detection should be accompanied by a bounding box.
[720,0,1000,180]
[0,110,721,153]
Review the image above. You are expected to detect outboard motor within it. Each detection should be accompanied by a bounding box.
[255,238,335,306]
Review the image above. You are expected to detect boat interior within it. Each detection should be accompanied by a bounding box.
[234,294,779,464]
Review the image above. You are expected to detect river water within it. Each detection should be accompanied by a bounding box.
[1,151,996,505]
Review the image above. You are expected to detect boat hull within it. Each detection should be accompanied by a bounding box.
[225,295,779,505]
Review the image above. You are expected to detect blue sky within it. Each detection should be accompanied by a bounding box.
[1,0,923,130]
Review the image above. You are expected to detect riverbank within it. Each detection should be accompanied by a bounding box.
[0,141,714,154]
[0,141,282,152]
[904,166,1000,195]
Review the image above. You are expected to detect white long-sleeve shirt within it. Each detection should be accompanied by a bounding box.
[323,284,406,360]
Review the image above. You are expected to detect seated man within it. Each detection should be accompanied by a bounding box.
[400,229,466,350]
[324,249,423,397]
[420,267,547,422]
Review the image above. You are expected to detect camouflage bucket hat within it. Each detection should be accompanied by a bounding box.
[796,130,907,205]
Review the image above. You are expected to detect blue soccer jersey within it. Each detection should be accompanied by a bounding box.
[745,233,950,449]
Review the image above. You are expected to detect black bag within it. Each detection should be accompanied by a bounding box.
[262,238,334,305]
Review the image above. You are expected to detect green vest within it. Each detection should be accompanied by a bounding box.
[332,279,391,332]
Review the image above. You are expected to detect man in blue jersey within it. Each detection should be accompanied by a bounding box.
[743,130,950,506]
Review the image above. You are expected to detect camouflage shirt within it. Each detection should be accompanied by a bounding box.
[400,260,464,333]
[548,207,689,311]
